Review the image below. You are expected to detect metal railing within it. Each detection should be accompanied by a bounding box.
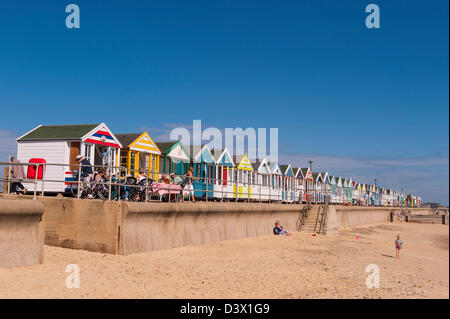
[0,160,408,206]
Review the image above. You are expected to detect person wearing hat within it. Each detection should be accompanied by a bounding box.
[76,154,93,182]
[170,172,183,185]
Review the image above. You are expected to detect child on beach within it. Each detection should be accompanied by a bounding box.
[395,234,402,258]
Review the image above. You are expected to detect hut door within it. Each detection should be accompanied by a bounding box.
[69,142,81,170]
[139,153,149,173]
[223,167,227,185]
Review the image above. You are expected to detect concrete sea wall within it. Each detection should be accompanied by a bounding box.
[0,198,44,268]
[0,195,435,256]
[42,197,121,254]
[326,206,433,234]
[121,202,303,255]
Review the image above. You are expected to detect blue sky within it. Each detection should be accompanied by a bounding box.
[0,1,448,204]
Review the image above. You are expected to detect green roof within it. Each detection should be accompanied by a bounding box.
[300,168,308,177]
[18,124,99,141]
[155,141,179,154]
[279,164,289,173]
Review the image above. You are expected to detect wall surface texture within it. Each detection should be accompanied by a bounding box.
[0,198,44,268]
[121,202,304,255]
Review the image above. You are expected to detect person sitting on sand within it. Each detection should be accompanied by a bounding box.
[274,220,291,236]
[395,234,403,258]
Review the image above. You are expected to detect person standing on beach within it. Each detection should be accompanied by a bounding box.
[395,235,403,258]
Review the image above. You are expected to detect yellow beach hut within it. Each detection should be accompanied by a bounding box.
[116,132,161,178]
[233,154,254,200]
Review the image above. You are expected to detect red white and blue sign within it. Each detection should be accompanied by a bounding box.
[84,128,120,148]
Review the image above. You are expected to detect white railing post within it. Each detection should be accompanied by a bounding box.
[33,163,38,200]
[7,161,11,194]
[108,164,112,201]
[41,164,46,197]
[77,164,82,199]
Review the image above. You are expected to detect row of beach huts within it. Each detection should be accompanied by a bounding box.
[13,123,421,207]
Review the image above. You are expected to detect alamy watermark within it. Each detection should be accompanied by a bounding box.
[65,4,80,29]
[365,4,380,29]
[65,264,80,288]
[365,264,380,288]
[169,120,278,163]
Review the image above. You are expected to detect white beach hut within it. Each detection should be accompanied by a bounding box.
[16,123,122,193]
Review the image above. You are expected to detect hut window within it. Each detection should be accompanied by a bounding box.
[84,144,93,163]
[130,151,136,173]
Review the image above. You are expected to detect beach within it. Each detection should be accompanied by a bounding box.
[0,222,448,299]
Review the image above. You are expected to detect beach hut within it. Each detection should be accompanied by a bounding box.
[312,172,323,203]
[293,167,304,203]
[381,188,388,206]
[361,184,368,205]
[156,141,190,176]
[351,182,356,204]
[329,176,337,204]
[232,154,254,200]
[212,148,235,199]
[16,123,122,193]
[346,178,353,204]
[353,182,363,205]
[116,132,161,179]
[320,172,330,203]
[341,178,348,204]
[384,189,391,206]
[300,167,314,203]
[252,158,272,201]
[335,177,344,204]
[190,145,216,199]
[269,162,284,202]
[280,164,295,203]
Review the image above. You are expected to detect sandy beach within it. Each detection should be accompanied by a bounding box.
[0,222,448,299]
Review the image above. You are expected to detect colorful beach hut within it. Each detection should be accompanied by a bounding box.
[280,164,295,202]
[293,167,304,203]
[269,162,283,202]
[252,158,272,201]
[212,148,235,199]
[300,167,314,203]
[16,123,122,193]
[116,132,161,178]
[233,154,254,200]
[312,172,322,203]
[320,172,330,202]
[190,145,216,199]
[156,141,190,176]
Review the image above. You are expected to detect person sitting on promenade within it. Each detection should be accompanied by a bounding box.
[9,156,27,195]
[137,169,147,184]
[273,220,291,236]
[170,173,184,186]
[159,175,170,184]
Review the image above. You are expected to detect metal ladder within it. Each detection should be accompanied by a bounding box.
[314,197,329,234]
[297,205,311,232]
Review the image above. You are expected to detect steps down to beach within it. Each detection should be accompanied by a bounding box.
[301,206,327,234]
